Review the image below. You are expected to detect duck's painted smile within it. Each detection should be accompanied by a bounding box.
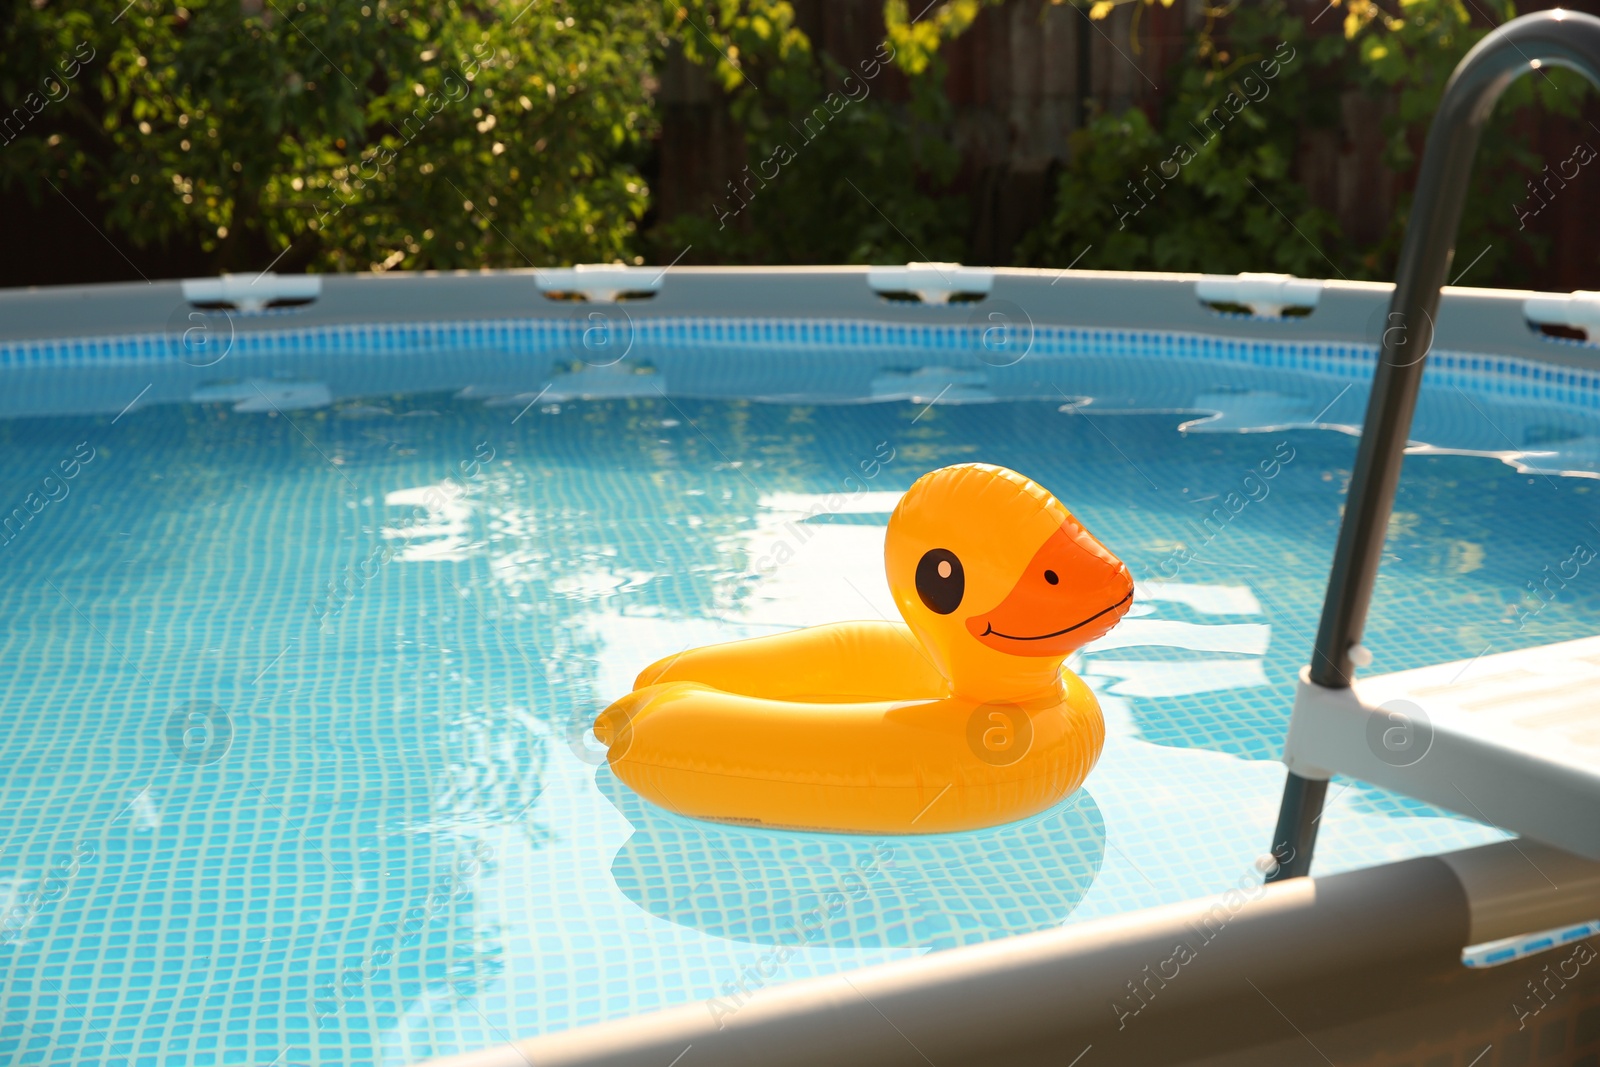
[962,521,1135,657]
[978,590,1134,642]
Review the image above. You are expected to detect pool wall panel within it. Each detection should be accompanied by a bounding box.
[2,269,1600,424]
[416,841,1600,1067]
[0,266,1595,356]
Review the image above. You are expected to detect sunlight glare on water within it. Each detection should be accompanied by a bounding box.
[4,366,1598,1064]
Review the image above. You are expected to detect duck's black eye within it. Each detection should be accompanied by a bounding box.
[1044,569,1059,585]
[915,548,965,615]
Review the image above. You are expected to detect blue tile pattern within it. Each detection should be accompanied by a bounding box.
[4,315,1600,413]
[2,321,1598,1065]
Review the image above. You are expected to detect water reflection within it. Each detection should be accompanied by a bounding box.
[597,766,1106,951]
[5,378,1599,1061]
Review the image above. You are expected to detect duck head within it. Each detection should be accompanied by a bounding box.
[885,463,1133,701]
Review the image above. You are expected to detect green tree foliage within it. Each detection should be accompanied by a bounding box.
[3,0,1590,283]
[653,0,979,265]
[1024,0,1591,285]
[2,0,660,273]
[1340,0,1584,284]
[1021,1,1344,275]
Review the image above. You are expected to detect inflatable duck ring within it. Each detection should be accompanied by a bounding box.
[594,463,1134,834]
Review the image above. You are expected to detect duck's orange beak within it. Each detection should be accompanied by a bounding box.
[965,521,1133,657]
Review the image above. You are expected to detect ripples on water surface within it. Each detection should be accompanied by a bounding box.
[4,357,1599,1064]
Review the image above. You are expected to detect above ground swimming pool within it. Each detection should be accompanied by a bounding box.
[4,270,1600,1065]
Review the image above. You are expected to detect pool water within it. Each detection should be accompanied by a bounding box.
[5,357,1600,1066]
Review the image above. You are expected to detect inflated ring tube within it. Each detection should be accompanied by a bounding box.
[594,463,1134,834]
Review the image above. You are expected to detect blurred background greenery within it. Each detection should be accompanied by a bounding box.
[2,0,1596,289]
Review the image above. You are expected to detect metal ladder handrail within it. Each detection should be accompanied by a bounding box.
[1268,9,1600,882]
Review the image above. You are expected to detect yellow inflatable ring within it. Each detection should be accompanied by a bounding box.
[593,462,1134,834]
